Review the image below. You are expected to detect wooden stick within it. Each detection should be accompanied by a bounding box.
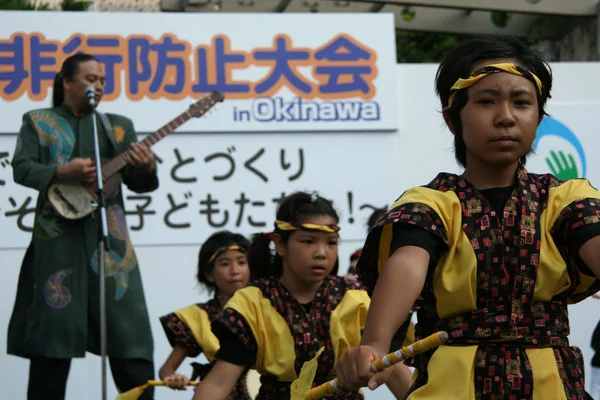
[146,380,198,387]
[305,331,449,400]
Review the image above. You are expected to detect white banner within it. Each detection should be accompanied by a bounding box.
[0,11,398,133]
[0,131,399,249]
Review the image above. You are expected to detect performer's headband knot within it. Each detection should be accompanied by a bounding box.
[261,231,275,240]
[447,63,543,109]
[207,245,246,264]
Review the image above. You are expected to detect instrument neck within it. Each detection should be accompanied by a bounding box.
[101,111,192,179]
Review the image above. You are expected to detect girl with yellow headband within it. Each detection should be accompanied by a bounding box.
[158,230,254,398]
[336,35,600,399]
[191,191,411,399]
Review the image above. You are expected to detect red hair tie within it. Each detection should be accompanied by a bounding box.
[262,232,275,241]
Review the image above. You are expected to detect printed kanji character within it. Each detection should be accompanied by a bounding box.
[234,192,266,228]
[124,195,156,231]
[244,148,267,182]
[253,35,312,95]
[171,148,197,183]
[62,35,82,54]
[164,192,192,229]
[280,148,304,181]
[0,33,28,98]
[199,193,229,228]
[59,34,124,98]
[5,196,35,232]
[29,34,60,97]
[314,35,376,97]
[86,36,124,95]
[149,35,189,95]
[0,151,9,186]
[127,37,153,96]
[128,35,190,99]
[192,36,250,94]
[204,147,235,181]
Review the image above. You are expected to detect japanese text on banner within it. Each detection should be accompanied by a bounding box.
[0,143,386,248]
[0,32,378,102]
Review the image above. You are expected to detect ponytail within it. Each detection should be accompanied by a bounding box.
[52,72,64,108]
[248,233,282,279]
[52,53,100,108]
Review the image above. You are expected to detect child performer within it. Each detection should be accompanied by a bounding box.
[344,249,361,281]
[336,35,600,399]
[191,191,411,400]
[158,231,253,399]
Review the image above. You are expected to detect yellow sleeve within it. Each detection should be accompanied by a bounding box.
[377,187,457,274]
[329,289,370,374]
[174,305,220,362]
[357,187,459,294]
[542,179,600,302]
[225,287,297,381]
[357,186,478,319]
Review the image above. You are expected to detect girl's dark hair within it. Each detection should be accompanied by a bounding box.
[249,191,340,279]
[435,35,553,168]
[367,206,387,232]
[52,53,99,108]
[197,230,250,294]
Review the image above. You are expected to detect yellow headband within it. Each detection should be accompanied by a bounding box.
[207,245,246,264]
[274,220,340,233]
[447,63,543,108]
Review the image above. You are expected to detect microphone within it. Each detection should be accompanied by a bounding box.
[85,85,96,106]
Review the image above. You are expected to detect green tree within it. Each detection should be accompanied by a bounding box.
[395,31,463,63]
[60,0,91,11]
[0,0,48,10]
[393,11,595,63]
[0,0,91,10]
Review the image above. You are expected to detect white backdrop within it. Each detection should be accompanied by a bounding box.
[1,11,600,400]
[0,11,398,133]
[0,10,404,399]
[0,10,399,248]
[2,62,600,400]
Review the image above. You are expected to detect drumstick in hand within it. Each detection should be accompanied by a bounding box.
[305,331,449,400]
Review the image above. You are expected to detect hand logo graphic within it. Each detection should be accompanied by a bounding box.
[545,150,579,180]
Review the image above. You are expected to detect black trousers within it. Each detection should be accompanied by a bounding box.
[27,356,155,400]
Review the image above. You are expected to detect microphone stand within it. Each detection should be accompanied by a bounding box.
[87,86,109,400]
